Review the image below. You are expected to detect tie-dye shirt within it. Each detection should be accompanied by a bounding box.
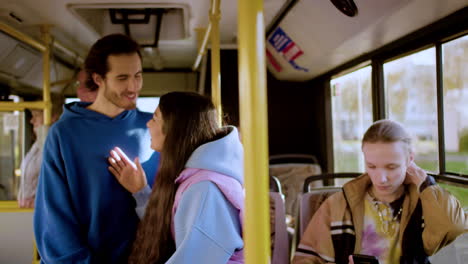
[360,193,402,264]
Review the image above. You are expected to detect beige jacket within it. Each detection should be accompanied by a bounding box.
[293,174,467,264]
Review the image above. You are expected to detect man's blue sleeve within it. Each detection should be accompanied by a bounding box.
[34,129,93,264]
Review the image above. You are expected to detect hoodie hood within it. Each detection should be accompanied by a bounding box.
[184,126,243,184]
[61,101,135,121]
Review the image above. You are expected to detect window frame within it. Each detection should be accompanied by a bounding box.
[321,8,468,184]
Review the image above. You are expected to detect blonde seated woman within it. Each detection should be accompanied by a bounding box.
[293,120,467,264]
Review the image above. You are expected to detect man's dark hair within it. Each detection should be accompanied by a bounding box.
[84,34,142,91]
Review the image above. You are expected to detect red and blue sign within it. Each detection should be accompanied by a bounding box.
[268,27,308,72]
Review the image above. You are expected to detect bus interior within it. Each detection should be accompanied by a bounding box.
[0,0,467,263]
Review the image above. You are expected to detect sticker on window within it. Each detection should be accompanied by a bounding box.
[268,27,308,72]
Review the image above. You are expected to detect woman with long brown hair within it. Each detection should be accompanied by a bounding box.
[108,91,244,264]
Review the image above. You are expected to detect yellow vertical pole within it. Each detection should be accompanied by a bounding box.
[210,0,222,125]
[41,25,52,126]
[238,0,270,263]
[34,25,53,264]
[192,25,212,70]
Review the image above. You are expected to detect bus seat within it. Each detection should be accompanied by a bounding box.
[269,163,322,217]
[429,233,465,264]
[270,192,290,264]
[302,172,361,192]
[269,154,319,165]
[293,173,360,247]
[269,175,282,194]
[297,187,342,241]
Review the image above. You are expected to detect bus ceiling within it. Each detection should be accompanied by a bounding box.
[264,0,467,81]
[0,0,466,87]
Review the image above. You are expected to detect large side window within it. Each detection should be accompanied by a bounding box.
[135,97,160,113]
[443,35,468,175]
[0,97,24,201]
[331,66,372,173]
[384,48,438,172]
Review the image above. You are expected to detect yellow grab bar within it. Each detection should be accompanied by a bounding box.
[0,22,46,52]
[210,0,222,124]
[238,0,270,263]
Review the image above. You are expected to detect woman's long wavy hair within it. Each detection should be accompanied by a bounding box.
[128,92,220,264]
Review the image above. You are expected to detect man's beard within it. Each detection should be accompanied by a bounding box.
[104,86,137,110]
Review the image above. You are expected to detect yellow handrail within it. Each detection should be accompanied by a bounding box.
[193,24,212,70]
[0,21,82,65]
[0,101,47,111]
[238,0,270,263]
[210,0,222,125]
[0,24,52,213]
[0,21,60,264]
[53,39,84,65]
[0,24,52,116]
[0,22,46,52]
[0,201,33,212]
[41,25,52,126]
[32,240,41,264]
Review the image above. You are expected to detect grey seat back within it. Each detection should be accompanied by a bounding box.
[270,192,290,264]
[269,163,322,217]
[297,187,341,244]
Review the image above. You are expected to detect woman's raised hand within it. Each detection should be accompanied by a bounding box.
[108,147,147,193]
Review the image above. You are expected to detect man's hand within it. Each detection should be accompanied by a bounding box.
[108,147,147,194]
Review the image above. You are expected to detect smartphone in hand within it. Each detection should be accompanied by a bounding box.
[352,254,379,264]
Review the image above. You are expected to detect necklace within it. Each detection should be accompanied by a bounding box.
[367,191,403,236]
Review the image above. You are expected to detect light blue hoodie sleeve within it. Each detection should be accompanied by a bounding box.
[166,181,243,264]
[132,185,152,219]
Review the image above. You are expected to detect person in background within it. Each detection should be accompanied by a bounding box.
[293,119,467,264]
[108,92,244,264]
[17,94,64,208]
[76,69,97,102]
[34,34,160,263]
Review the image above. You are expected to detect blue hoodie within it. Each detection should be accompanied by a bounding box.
[134,126,244,263]
[34,102,159,264]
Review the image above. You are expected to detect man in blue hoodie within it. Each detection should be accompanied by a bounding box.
[34,34,160,264]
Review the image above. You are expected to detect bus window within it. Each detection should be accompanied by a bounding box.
[135,97,160,114]
[0,109,24,201]
[384,48,439,173]
[331,66,372,173]
[443,35,468,175]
